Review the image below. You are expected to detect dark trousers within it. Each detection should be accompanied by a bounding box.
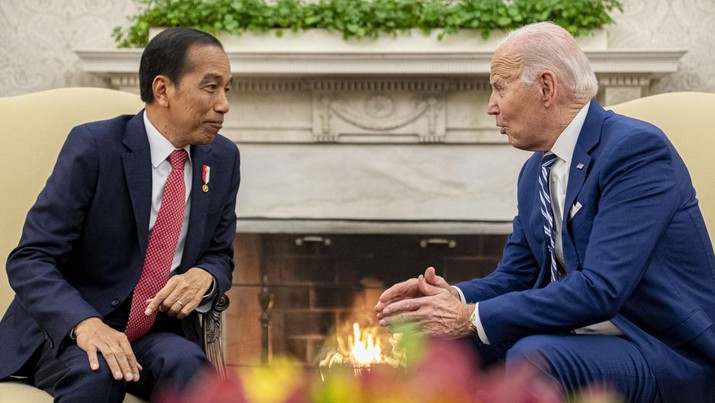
[473,334,660,402]
[24,315,211,402]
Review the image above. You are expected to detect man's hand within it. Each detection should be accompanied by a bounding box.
[375,267,472,338]
[74,317,142,382]
[375,267,453,317]
[144,267,213,319]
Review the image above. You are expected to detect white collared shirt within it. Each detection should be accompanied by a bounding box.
[143,111,192,273]
[460,102,622,344]
[550,103,589,271]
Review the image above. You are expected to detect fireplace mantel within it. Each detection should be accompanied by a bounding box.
[75,33,685,234]
[77,50,683,104]
[76,29,684,104]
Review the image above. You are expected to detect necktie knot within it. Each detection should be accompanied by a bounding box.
[541,151,557,168]
[169,149,187,170]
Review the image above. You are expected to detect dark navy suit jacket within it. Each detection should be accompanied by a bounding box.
[0,111,240,378]
[456,100,715,402]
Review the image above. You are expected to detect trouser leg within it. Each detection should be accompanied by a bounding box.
[505,334,659,402]
[32,341,126,403]
[127,331,212,400]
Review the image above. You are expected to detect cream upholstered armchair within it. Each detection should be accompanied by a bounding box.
[608,91,715,234]
[0,87,228,402]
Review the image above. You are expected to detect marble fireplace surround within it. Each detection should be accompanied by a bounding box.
[76,31,684,235]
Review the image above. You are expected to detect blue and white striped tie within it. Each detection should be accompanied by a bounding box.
[539,152,560,282]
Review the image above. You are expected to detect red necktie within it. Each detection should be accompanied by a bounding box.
[125,149,188,341]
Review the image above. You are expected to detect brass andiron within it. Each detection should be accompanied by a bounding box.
[258,274,274,364]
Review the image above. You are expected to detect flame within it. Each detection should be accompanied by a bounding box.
[318,321,405,379]
[350,322,381,366]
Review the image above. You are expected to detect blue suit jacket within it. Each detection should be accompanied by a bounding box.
[456,100,715,401]
[0,112,241,378]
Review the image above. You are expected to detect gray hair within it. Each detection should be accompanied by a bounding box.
[500,22,598,103]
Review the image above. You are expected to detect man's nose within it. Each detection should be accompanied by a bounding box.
[215,90,229,113]
[487,94,499,115]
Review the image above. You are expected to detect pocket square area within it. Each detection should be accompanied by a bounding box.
[569,202,583,220]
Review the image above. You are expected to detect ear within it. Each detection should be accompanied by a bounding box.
[152,75,173,108]
[539,71,558,107]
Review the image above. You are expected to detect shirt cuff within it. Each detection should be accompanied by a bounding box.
[473,302,491,345]
[454,286,490,344]
[196,279,217,314]
[452,285,466,303]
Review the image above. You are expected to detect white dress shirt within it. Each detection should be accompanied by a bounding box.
[143,112,192,274]
[459,102,622,344]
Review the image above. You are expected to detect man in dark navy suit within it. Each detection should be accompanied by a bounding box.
[0,28,240,401]
[376,22,715,402]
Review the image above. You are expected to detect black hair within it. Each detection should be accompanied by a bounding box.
[139,27,224,103]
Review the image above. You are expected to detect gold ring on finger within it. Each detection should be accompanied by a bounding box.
[177,300,184,306]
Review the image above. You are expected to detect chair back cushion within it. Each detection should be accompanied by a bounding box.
[0,87,143,314]
[608,92,715,235]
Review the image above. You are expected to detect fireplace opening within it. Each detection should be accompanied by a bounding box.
[225,233,507,371]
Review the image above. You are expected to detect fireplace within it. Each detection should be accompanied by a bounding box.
[225,232,508,369]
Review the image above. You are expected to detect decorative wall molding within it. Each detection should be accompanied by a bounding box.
[76,48,684,80]
[312,92,446,143]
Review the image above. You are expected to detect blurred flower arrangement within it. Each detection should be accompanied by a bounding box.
[162,327,622,403]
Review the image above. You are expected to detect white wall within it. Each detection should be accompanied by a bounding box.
[1,0,714,96]
[608,0,715,94]
[0,0,136,96]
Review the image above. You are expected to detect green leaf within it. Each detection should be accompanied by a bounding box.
[114,0,624,48]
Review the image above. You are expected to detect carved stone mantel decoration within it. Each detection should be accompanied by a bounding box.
[75,30,685,234]
[76,30,685,144]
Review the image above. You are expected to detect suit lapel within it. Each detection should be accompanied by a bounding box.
[181,143,216,271]
[561,99,605,270]
[121,112,152,252]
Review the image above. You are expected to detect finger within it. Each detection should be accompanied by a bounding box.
[120,338,141,382]
[86,346,100,371]
[378,298,422,325]
[417,275,441,296]
[146,283,175,315]
[112,345,136,382]
[375,287,416,319]
[175,295,198,319]
[163,287,195,317]
[145,296,162,315]
[167,298,187,317]
[375,298,388,314]
[375,298,415,319]
[424,267,449,288]
[100,346,126,381]
[377,278,418,303]
[381,309,420,329]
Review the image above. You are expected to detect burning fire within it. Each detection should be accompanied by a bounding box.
[318,321,406,378]
[350,322,381,366]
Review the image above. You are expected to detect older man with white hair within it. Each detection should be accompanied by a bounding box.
[376,22,715,402]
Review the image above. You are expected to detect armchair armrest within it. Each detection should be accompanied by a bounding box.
[201,294,230,378]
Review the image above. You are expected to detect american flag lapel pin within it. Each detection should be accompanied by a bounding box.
[202,165,210,192]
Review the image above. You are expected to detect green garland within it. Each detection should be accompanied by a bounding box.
[113,0,623,48]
